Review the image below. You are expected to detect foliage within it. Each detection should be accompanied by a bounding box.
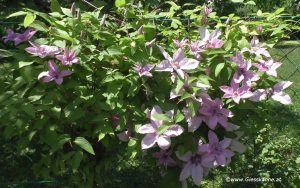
[0,0,299,187]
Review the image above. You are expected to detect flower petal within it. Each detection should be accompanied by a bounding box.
[141,133,157,149]
[137,123,156,134]
[157,136,171,150]
[208,130,219,144]
[191,164,203,186]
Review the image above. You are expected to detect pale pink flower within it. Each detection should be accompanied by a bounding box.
[253,59,282,77]
[155,46,199,79]
[25,42,62,58]
[220,81,253,103]
[56,48,80,65]
[38,61,72,85]
[137,106,184,150]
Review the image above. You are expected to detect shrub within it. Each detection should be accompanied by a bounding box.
[0,1,297,187]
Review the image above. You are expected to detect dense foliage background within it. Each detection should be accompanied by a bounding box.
[1,0,300,188]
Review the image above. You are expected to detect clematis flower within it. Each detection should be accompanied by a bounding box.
[178,141,213,186]
[25,42,62,58]
[155,46,199,79]
[253,59,282,77]
[249,81,293,105]
[2,28,36,46]
[199,94,233,129]
[271,81,293,105]
[14,28,37,46]
[199,130,234,167]
[229,131,246,154]
[137,106,184,150]
[153,149,176,167]
[2,29,17,43]
[242,36,270,57]
[133,64,154,77]
[249,89,267,102]
[183,107,204,132]
[220,81,253,104]
[56,48,80,65]
[231,52,260,85]
[188,41,204,60]
[38,61,72,85]
[199,27,224,49]
[174,38,188,48]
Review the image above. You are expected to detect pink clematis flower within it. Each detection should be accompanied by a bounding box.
[2,29,17,43]
[253,59,282,77]
[153,149,176,167]
[38,61,72,85]
[137,106,184,150]
[250,81,293,105]
[229,131,246,154]
[56,48,80,65]
[220,81,253,104]
[199,27,224,49]
[155,46,199,79]
[188,41,205,60]
[231,52,260,85]
[2,28,36,46]
[14,28,37,46]
[178,141,213,186]
[242,36,270,57]
[25,42,62,58]
[199,130,234,167]
[199,94,233,129]
[183,107,205,132]
[174,38,188,48]
[133,64,154,77]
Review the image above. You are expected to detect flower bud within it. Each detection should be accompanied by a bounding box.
[76,8,81,20]
[257,25,263,33]
[137,25,144,35]
[70,2,76,16]
[100,14,106,28]
[204,5,212,17]
[80,31,86,39]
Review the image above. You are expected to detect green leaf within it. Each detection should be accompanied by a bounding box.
[98,133,105,141]
[115,0,126,7]
[245,1,256,5]
[18,61,34,68]
[157,125,170,135]
[24,13,36,28]
[0,49,13,58]
[174,112,184,123]
[231,0,244,3]
[238,37,249,49]
[21,103,35,117]
[128,139,136,147]
[7,11,27,18]
[152,114,172,122]
[215,63,225,77]
[50,0,62,12]
[74,137,95,155]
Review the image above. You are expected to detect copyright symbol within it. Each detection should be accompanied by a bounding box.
[226,177,230,182]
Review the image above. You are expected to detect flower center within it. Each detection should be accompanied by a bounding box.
[190,154,202,165]
[172,61,180,69]
[212,143,223,154]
